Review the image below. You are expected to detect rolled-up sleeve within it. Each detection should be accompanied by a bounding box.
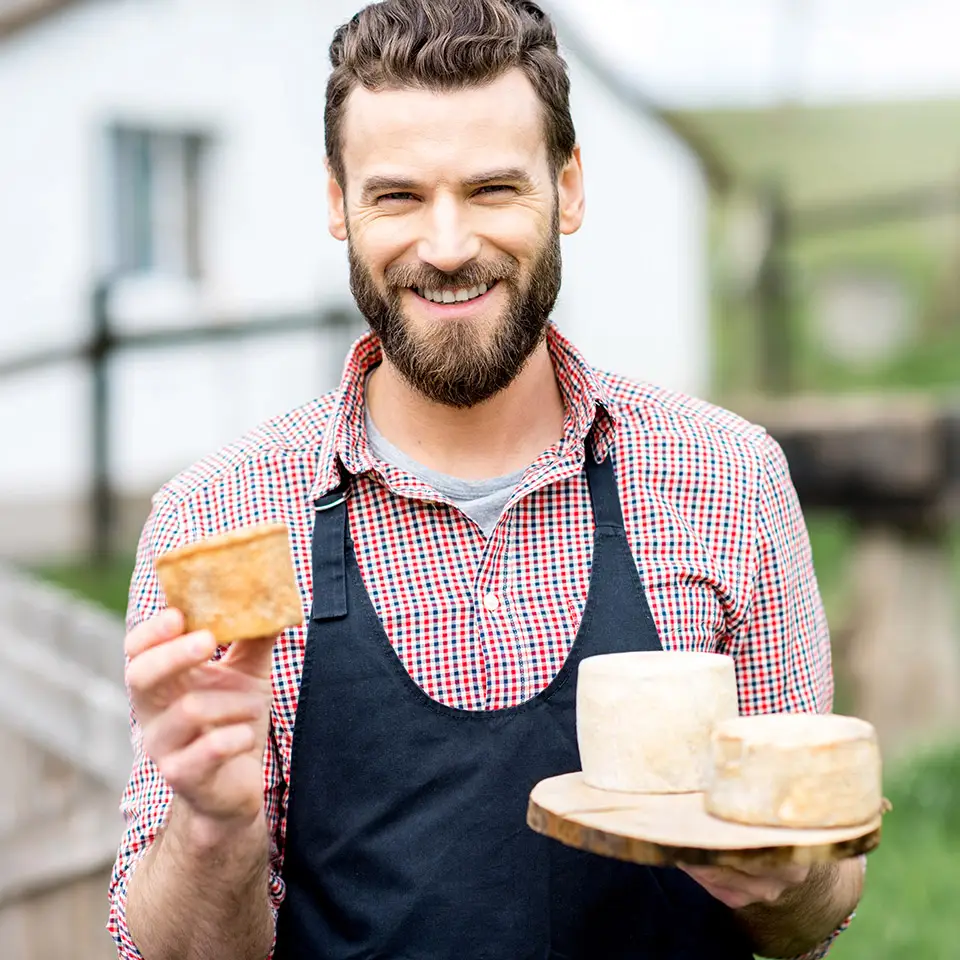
[732,432,834,716]
[107,490,288,956]
[107,492,181,957]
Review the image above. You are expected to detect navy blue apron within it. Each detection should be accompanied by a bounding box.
[274,441,754,959]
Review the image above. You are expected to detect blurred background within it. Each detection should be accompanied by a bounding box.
[0,0,958,957]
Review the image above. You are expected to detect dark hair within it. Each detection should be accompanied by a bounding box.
[325,0,577,185]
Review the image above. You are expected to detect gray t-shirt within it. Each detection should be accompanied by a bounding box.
[364,408,525,538]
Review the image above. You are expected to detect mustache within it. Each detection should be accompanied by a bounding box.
[384,257,519,292]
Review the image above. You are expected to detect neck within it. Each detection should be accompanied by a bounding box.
[365,339,566,480]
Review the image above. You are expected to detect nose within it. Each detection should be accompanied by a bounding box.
[416,194,481,274]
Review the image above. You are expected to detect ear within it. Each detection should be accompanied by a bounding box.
[326,158,347,241]
[557,145,585,236]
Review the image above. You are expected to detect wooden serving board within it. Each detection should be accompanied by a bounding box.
[528,773,883,869]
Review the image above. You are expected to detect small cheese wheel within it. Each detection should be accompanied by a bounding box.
[156,522,304,644]
[705,713,882,828]
[577,651,739,794]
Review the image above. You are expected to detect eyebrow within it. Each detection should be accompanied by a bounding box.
[359,167,533,201]
[462,167,532,188]
[359,175,420,201]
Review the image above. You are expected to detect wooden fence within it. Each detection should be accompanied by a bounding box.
[0,564,129,959]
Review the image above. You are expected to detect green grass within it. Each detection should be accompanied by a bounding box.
[830,742,960,960]
[803,512,855,608]
[31,555,135,618]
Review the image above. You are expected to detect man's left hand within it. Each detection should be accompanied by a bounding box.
[678,862,811,910]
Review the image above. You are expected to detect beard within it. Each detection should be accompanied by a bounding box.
[347,213,562,408]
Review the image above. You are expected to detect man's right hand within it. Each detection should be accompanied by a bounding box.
[122,609,277,960]
[124,608,276,831]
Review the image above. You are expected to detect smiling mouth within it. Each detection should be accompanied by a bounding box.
[411,281,497,305]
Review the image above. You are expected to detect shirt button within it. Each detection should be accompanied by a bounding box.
[483,592,501,612]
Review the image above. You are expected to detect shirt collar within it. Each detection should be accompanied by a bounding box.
[309,323,617,501]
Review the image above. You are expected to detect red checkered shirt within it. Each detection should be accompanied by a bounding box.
[109,324,842,958]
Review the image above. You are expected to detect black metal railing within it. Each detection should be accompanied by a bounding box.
[1,276,361,563]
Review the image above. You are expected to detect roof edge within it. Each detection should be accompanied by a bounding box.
[0,0,78,40]
[547,4,733,194]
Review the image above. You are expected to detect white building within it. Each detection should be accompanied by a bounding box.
[0,0,710,559]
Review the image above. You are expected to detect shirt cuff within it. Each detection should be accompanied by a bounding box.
[785,914,851,960]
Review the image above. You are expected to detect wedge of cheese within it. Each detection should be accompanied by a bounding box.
[577,651,739,793]
[705,713,882,828]
[156,522,304,645]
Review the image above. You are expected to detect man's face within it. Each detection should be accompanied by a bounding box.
[328,69,584,407]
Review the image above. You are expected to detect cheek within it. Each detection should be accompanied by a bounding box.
[352,218,416,275]
[481,207,551,261]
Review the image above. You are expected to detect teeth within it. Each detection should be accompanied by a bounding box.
[415,283,491,304]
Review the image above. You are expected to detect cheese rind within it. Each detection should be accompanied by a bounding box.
[705,713,882,828]
[576,651,739,793]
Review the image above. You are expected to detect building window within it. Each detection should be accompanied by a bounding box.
[109,126,205,278]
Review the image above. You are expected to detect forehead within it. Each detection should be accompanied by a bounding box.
[338,69,550,185]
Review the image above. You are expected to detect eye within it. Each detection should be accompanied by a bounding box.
[474,184,516,197]
[378,192,418,204]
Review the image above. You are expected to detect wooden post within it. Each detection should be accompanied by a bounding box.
[755,183,794,395]
[843,524,960,757]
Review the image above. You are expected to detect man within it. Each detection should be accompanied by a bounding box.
[108,1,864,957]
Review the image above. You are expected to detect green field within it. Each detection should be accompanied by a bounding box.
[35,553,136,621]
[828,742,960,960]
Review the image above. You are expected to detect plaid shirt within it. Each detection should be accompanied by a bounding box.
[109,324,841,959]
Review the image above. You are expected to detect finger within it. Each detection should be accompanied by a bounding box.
[156,723,257,792]
[678,865,788,907]
[125,608,185,658]
[692,882,757,910]
[220,634,280,680]
[189,661,272,696]
[126,630,218,701]
[735,861,810,885]
[680,863,801,885]
[678,864,748,885]
[720,878,787,906]
[143,691,264,758]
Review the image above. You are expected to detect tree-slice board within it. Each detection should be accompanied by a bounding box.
[528,773,883,869]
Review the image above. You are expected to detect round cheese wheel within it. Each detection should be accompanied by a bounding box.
[576,651,739,793]
[705,713,882,828]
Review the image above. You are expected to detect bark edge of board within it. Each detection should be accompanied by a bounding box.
[527,773,883,869]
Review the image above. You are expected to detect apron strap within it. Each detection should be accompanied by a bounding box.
[584,435,625,531]
[310,478,350,621]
